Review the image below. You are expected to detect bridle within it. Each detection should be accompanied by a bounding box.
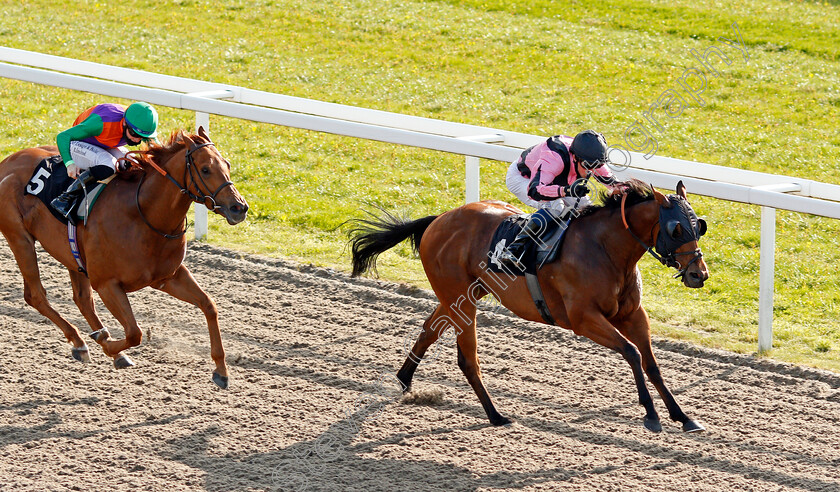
[129,140,234,239]
[620,192,704,279]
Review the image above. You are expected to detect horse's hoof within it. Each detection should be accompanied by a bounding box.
[212,372,229,389]
[396,376,411,393]
[90,328,111,343]
[113,354,135,369]
[682,419,705,433]
[71,345,90,363]
[490,416,513,426]
[644,417,663,433]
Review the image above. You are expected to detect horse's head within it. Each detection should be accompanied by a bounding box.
[181,127,249,225]
[652,181,709,288]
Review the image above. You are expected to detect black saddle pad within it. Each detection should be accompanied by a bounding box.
[24,156,111,225]
[486,209,571,276]
[25,155,74,224]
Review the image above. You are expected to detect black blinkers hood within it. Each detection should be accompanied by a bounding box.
[655,195,707,258]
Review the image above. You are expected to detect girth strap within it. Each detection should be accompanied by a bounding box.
[67,224,87,276]
[525,272,555,325]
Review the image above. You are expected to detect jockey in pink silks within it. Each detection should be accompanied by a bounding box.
[499,130,626,268]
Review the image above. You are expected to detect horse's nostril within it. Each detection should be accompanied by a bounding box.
[227,203,248,219]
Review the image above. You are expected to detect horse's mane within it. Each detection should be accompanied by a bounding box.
[136,130,192,166]
[117,130,194,179]
[577,178,654,217]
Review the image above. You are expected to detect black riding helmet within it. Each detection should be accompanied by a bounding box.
[570,130,609,169]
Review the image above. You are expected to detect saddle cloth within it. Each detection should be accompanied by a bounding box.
[486,209,572,276]
[25,155,110,224]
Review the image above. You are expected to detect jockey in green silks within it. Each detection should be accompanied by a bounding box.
[51,102,159,224]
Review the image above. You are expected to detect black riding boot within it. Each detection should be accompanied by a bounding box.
[50,170,95,225]
[499,212,546,269]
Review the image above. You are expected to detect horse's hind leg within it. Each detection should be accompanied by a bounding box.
[456,309,511,426]
[397,304,446,392]
[619,307,704,433]
[1,230,88,360]
[397,299,509,426]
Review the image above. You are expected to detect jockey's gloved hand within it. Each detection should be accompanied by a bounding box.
[564,179,591,198]
[66,163,78,179]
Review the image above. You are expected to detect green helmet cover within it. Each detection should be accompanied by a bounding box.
[124,102,158,138]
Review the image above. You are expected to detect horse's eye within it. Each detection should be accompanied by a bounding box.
[201,167,210,175]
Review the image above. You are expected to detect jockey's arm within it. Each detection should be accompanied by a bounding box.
[591,165,626,192]
[56,114,105,168]
[527,162,563,201]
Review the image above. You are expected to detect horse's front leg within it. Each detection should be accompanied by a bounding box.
[90,279,141,369]
[569,309,661,432]
[618,307,705,433]
[154,264,228,389]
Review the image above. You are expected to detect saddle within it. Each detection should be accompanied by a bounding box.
[25,155,112,225]
[486,208,572,325]
[486,208,571,276]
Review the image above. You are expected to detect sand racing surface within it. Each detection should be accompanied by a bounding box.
[1,240,839,491]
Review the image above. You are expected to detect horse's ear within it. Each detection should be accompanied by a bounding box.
[181,132,196,149]
[198,126,211,142]
[676,180,687,199]
[651,184,670,206]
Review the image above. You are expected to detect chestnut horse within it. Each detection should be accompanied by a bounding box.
[0,127,248,388]
[349,180,709,432]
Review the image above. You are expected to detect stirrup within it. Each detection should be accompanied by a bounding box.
[51,196,77,224]
[51,198,71,213]
[498,249,525,269]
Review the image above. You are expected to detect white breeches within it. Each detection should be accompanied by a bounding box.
[505,161,590,214]
[69,141,127,172]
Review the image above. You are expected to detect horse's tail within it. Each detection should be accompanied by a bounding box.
[348,210,438,277]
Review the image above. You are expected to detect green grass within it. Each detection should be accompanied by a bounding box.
[1,0,839,373]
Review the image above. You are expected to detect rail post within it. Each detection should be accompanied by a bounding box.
[194,111,210,240]
[189,90,235,240]
[758,205,776,352]
[459,134,505,203]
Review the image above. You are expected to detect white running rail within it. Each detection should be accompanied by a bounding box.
[3,46,839,352]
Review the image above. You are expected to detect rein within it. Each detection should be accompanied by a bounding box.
[135,173,188,239]
[131,140,234,239]
[570,169,593,211]
[620,193,703,279]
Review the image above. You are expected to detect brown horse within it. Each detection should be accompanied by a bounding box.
[349,179,709,432]
[0,127,248,388]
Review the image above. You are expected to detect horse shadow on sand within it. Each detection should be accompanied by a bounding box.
[155,347,840,492]
[160,407,584,492]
